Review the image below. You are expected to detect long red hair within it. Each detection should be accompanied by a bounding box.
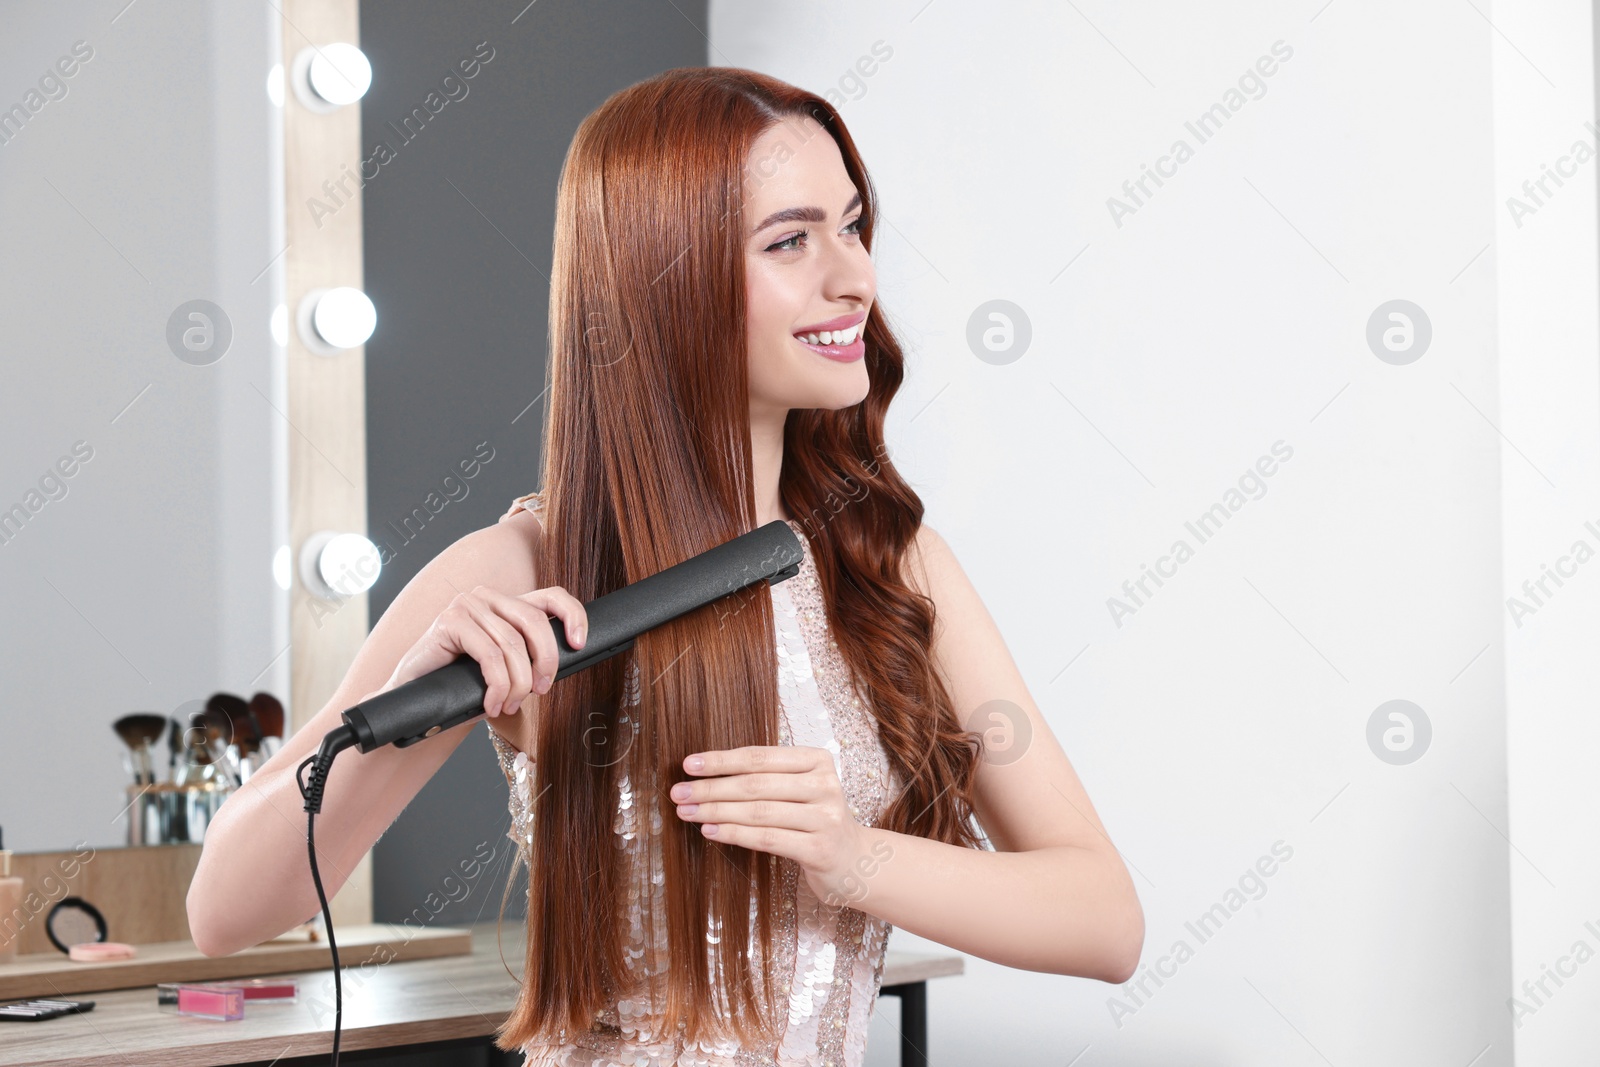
[496,65,985,1052]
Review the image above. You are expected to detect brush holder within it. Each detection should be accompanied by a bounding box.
[124,784,163,846]
[129,782,233,844]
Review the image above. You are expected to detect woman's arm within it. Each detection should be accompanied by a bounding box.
[186,511,546,957]
[672,523,1145,981]
[855,523,1144,981]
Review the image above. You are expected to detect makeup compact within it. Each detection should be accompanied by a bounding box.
[68,941,136,962]
[44,897,105,952]
[40,896,138,961]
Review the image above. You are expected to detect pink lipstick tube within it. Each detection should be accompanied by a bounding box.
[154,983,244,1021]
[212,977,298,1002]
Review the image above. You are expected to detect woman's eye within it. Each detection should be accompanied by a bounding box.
[767,216,865,253]
[770,229,808,252]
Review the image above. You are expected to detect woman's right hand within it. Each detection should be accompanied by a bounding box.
[380,584,589,718]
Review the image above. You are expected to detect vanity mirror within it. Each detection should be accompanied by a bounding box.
[1,2,374,945]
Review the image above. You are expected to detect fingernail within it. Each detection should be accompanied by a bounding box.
[537,675,550,693]
[574,625,586,646]
[701,824,718,837]
[686,755,704,772]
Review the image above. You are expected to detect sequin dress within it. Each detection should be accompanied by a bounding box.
[488,492,901,1066]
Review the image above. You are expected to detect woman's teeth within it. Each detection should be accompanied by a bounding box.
[794,323,861,346]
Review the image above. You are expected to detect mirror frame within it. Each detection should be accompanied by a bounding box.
[281,0,373,928]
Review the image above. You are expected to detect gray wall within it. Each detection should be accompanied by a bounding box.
[357,0,710,928]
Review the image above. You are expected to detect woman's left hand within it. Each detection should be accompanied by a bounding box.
[671,745,870,907]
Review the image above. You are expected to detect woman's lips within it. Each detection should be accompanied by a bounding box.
[793,334,865,362]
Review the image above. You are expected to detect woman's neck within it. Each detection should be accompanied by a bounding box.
[751,408,788,526]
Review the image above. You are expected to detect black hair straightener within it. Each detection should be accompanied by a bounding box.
[293,518,803,1065]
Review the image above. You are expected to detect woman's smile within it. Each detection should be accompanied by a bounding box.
[792,331,865,362]
[790,310,867,362]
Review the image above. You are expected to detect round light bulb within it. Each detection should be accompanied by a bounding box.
[290,44,372,114]
[318,533,381,597]
[272,544,291,591]
[307,43,371,106]
[298,530,381,600]
[308,287,376,351]
[267,64,285,108]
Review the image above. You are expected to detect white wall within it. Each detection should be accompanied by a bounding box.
[710,2,1583,1063]
[0,2,287,852]
[1493,1,1600,1064]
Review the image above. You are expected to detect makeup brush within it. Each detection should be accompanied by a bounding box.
[203,693,251,786]
[249,692,285,759]
[193,705,229,754]
[174,706,231,787]
[204,693,249,746]
[232,707,264,783]
[167,715,187,782]
[233,708,262,757]
[214,692,261,757]
[113,714,167,786]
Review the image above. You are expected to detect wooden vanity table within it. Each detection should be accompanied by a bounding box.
[0,922,962,1067]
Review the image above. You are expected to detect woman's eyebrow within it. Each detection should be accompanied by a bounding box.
[750,191,863,237]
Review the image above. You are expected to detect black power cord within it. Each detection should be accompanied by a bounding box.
[295,724,359,1066]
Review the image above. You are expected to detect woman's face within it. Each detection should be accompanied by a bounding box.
[743,115,875,423]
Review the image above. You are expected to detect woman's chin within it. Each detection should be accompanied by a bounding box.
[752,363,871,413]
[804,373,871,411]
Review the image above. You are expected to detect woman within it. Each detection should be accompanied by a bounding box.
[188,66,1142,1065]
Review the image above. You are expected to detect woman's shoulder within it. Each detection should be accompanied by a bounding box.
[901,520,944,603]
[413,491,544,599]
[495,500,545,563]
[493,493,545,576]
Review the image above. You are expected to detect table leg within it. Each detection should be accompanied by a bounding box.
[880,980,928,1067]
[486,1039,525,1066]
